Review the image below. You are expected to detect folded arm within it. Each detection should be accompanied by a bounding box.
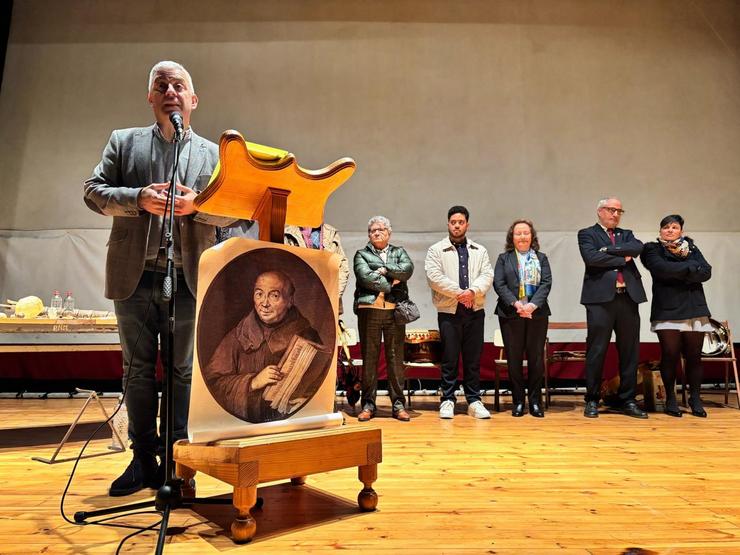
[641,243,692,280]
[354,252,392,293]
[686,247,712,283]
[578,229,628,268]
[601,230,644,258]
[384,248,414,282]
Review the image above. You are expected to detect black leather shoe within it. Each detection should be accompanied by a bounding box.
[689,399,707,418]
[664,396,681,417]
[664,405,682,417]
[623,402,648,419]
[529,403,544,418]
[109,453,158,497]
[511,403,525,417]
[583,401,599,418]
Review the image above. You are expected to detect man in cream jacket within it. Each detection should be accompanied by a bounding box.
[425,206,494,419]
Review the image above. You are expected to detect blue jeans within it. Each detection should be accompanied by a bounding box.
[114,270,195,457]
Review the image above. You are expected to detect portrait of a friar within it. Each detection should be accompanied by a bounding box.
[202,265,334,423]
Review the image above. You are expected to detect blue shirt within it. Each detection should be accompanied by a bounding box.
[454,239,469,290]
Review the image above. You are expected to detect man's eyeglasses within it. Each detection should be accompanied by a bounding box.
[369,228,388,235]
[601,207,625,215]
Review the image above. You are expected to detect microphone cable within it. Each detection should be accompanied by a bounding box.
[59,182,177,545]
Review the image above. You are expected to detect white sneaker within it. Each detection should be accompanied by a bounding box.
[467,400,491,419]
[439,400,455,419]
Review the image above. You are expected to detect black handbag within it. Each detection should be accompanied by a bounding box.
[394,299,420,324]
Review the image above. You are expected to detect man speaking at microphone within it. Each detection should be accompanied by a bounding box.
[84,61,230,496]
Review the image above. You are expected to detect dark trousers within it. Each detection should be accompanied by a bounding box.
[438,307,485,404]
[584,292,640,404]
[656,330,704,403]
[498,316,548,406]
[114,270,195,457]
[358,308,406,412]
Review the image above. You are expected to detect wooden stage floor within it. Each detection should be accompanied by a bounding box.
[1,394,739,554]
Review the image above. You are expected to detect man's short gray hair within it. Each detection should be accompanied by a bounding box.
[148,61,194,93]
[597,197,619,210]
[367,215,392,233]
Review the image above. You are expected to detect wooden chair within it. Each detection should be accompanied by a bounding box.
[402,330,442,409]
[402,361,439,409]
[492,329,507,412]
[492,328,549,412]
[680,320,739,409]
[543,321,588,407]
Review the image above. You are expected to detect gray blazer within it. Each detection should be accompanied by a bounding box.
[84,125,233,300]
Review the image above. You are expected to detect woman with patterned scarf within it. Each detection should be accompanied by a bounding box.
[493,220,552,417]
[641,214,713,417]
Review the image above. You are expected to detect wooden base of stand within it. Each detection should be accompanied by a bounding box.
[174,425,382,543]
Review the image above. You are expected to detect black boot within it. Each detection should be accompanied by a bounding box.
[689,396,707,418]
[664,391,681,417]
[687,362,707,417]
[109,451,158,497]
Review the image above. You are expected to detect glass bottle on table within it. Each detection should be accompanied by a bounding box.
[49,290,63,319]
[62,291,75,318]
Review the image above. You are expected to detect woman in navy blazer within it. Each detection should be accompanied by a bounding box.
[493,220,552,417]
[641,214,712,417]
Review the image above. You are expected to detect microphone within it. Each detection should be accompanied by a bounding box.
[169,111,184,141]
[162,274,172,302]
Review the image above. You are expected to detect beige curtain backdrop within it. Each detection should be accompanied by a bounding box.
[1,0,738,338]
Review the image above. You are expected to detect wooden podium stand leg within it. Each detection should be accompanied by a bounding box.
[254,187,290,243]
[176,462,196,498]
[232,486,258,543]
[357,464,378,512]
[290,476,306,485]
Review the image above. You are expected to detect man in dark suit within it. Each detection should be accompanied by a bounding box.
[84,61,232,495]
[578,197,648,418]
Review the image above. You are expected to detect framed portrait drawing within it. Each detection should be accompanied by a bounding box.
[189,238,343,442]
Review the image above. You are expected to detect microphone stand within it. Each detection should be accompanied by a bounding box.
[74,125,232,553]
[153,128,183,552]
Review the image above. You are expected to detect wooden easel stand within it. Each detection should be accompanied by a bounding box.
[32,388,125,464]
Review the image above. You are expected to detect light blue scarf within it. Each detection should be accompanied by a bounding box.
[516,250,541,301]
